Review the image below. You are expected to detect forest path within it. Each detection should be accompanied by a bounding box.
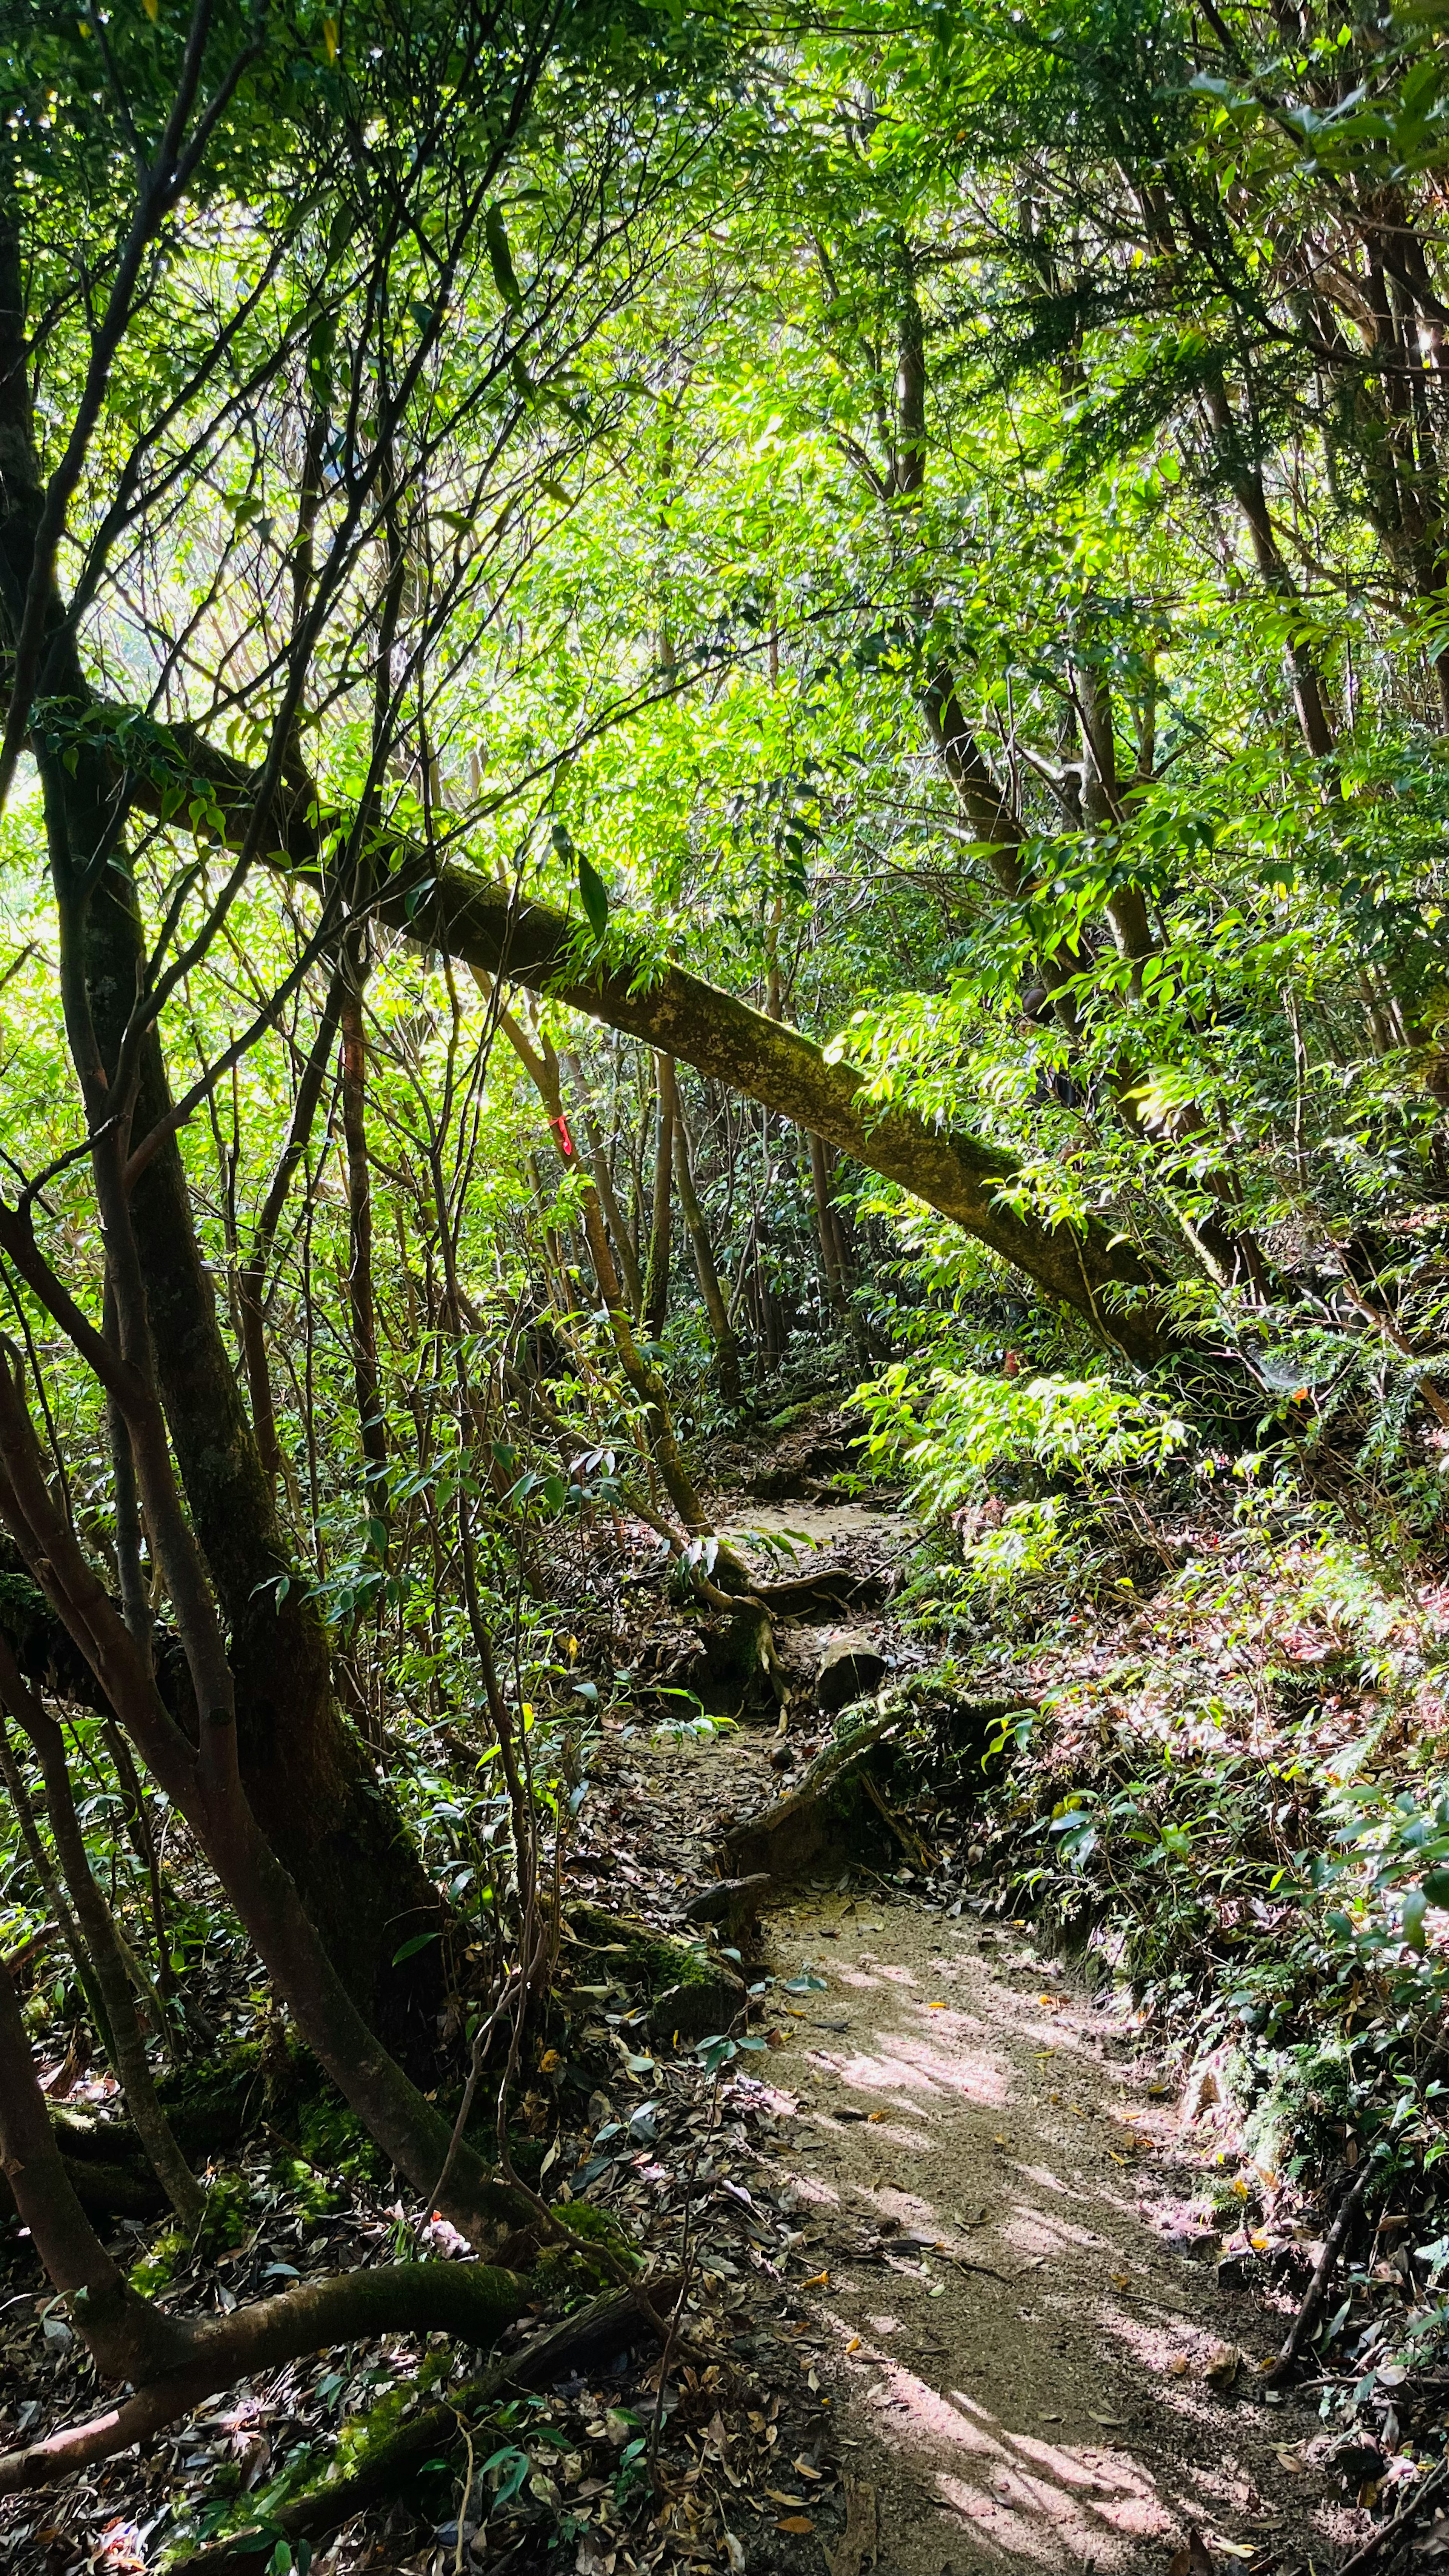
[751,1870,1351,2576]
[611,1453,1357,2576]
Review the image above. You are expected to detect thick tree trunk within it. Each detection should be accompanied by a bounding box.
[0,221,443,2055]
[77,855,443,2059]
[155,740,1169,1360]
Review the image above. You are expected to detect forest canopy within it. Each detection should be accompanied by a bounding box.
[2,0,1449,2565]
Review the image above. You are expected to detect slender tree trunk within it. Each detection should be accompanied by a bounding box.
[340,929,389,1543]
[0,1642,203,2225]
[670,1074,741,1398]
[0,221,444,2056]
[0,1955,191,2384]
[807,1132,849,1319]
[0,1714,113,2055]
[561,1048,644,1316]
[0,1952,524,2493]
[0,1358,527,2249]
[482,990,715,1529]
[641,1053,675,1344]
[238,963,346,1490]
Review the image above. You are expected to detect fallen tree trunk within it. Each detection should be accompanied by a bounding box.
[168,2278,681,2573]
[0,2151,163,2224]
[0,2259,528,2493]
[126,715,1172,1364]
[0,1949,526,2495]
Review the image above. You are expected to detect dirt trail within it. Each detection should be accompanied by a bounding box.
[606,1440,1363,2576]
[757,1875,1351,2574]
[605,1690,1354,2576]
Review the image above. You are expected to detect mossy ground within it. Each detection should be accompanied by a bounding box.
[568,1903,714,1996]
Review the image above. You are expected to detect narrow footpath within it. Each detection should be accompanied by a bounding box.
[615,1705,1355,2574]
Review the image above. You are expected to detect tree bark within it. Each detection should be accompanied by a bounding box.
[671,1073,742,1398]
[641,1052,675,1344]
[561,1048,644,1316]
[340,927,389,1541]
[0,1639,203,2225]
[483,992,715,1526]
[0,1344,528,2253]
[146,744,1170,1359]
[0,217,445,2056]
[808,1131,849,1318]
[238,960,346,1488]
[0,1952,524,2495]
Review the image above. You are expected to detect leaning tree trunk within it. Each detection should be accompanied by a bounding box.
[71,848,445,2060]
[0,221,446,2058]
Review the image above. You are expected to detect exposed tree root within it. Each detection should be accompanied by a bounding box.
[719,1707,903,1881]
[166,2279,681,2572]
[0,2261,527,2494]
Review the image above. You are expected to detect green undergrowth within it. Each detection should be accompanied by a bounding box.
[867,1430,1449,2196]
[567,1902,715,1996]
[538,2198,639,2289]
[129,2170,251,2295]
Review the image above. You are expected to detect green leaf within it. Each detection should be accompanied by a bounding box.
[578,853,609,941]
[486,204,524,312]
[1403,1887,1429,1952]
[391,1929,440,1966]
[1421,1870,1449,1907]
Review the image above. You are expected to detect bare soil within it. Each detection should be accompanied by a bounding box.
[604,1478,1362,2576]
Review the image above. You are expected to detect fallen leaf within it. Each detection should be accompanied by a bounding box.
[867,2111,886,2123]
[1089,2410,1125,2427]
[1111,2272,1131,2290]
[1167,2355,1190,2377]
[928,2001,947,2011]
[776,2516,815,2535]
[800,2271,830,2288]
[1167,2533,1215,2576]
[844,2336,861,2353]
[1204,2342,1242,2393]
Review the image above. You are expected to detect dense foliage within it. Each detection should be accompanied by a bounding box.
[4,0,1449,2557]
